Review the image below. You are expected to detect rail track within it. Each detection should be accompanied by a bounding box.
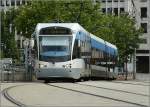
[2,85,26,107]
[1,82,149,107]
[110,81,150,86]
[46,83,149,107]
[76,83,149,96]
[134,80,150,83]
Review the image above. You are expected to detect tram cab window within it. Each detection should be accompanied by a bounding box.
[39,27,71,35]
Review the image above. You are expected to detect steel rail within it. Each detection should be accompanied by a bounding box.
[134,80,150,84]
[110,81,149,86]
[2,85,26,107]
[76,83,149,96]
[46,83,149,107]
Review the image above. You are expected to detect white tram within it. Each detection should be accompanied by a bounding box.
[31,23,118,82]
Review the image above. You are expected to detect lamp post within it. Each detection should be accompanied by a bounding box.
[23,39,29,81]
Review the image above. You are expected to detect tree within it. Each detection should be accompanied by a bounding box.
[1,9,20,60]
[14,0,142,65]
[92,14,142,62]
[15,0,102,38]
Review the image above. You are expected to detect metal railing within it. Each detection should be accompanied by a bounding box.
[0,61,34,82]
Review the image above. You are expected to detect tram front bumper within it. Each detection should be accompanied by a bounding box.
[36,68,82,80]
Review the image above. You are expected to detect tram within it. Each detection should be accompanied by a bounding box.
[31,23,118,82]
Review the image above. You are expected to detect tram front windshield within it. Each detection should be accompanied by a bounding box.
[39,36,72,62]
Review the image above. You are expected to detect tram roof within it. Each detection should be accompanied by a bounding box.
[90,34,117,50]
[36,23,117,50]
[36,23,87,33]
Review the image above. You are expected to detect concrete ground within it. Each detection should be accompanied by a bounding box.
[0,82,27,107]
[0,80,149,107]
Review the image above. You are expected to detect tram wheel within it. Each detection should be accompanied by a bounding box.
[71,79,78,83]
[44,80,50,83]
[77,78,84,82]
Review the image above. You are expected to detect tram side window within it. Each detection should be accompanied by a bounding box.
[100,51,103,61]
[80,41,84,52]
[72,40,80,59]
[91,48,95,58]
[99,50,102,59]
[91,48,97,65]
[97,49,104,65]
[111,54,113,61]
[100,51,102,59]
[103,52,107,61]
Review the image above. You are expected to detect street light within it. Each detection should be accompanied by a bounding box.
[23,39,29,81]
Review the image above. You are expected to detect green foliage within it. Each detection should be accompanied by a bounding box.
[93,14,143,63]
[1,9,20,60]
[15,0,102,38]
[0,51,4,58]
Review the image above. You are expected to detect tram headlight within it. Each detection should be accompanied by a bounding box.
[39,64,44,68]
[39,64,47,68]
[62,64,72,68]
[69,64,72,68]
[62,65,68,68]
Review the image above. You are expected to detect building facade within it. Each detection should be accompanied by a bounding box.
[98,0,134,16]
[98,0,150,73]
[0,0,27,11]
[1,0,28,48]
[133,0,150,73]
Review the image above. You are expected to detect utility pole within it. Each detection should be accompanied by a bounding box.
[133,48,136,79]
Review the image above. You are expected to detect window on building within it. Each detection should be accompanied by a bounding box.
[120,8,125,13]
[114,8,118,15]
[26,1,31,5]
[6,0,10,6]
[141,7,147,18]
[22,0,26,5]
[136,50,149,54]
[141,23,147,33]
[0,0,4,6]
[17,0,20,5]
[102,8,106,13]
[114,0,118,2]
[140,38,147,44]
[107,8,112,14]
[11,1,15,6]
[95,0,100,3]
[120,0,124,2]
[101,0,106,3]
[107,0,112,2]
[140,0,147,2]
